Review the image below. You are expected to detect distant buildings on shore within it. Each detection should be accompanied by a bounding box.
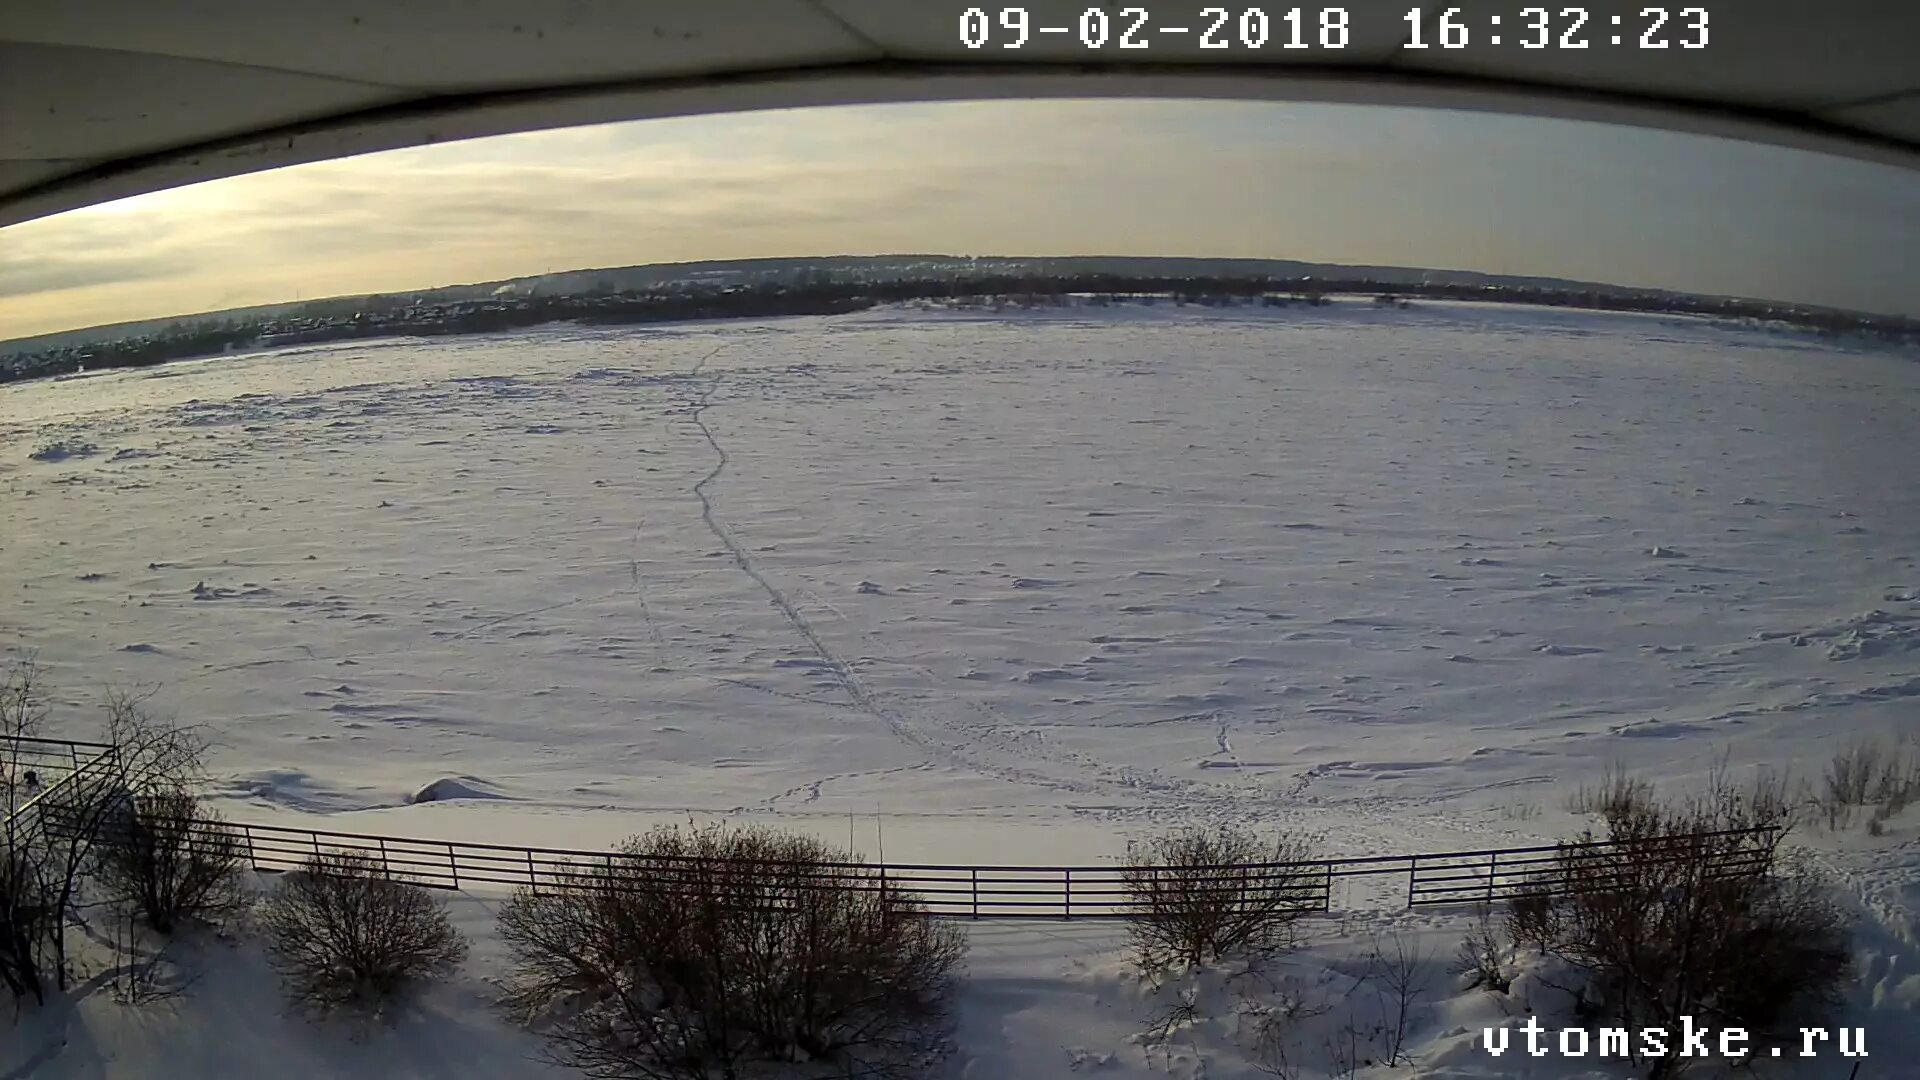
[5,257,1914,383]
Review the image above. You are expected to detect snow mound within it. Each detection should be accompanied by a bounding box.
[1536,643,1605,656]
[191,581,273,601]
[1822,610,1920,660]
[406,776,511,805]
[1761,608,1920,661]
[28,440,99,462]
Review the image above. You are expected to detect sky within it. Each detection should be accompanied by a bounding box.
[2,98,1917,341]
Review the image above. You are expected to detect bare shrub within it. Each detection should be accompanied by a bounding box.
[1453,905,1511,993]
[0,847,58,1005]
[1239,976,1329,1080]
[0,658,57,1003]
[1877,767,1920,819]
[38,688,215,990]
[261,850,466,1015]
[1820,738,1920,831]
[498,823,965,1080]
[93,789,248,934]
[1122,825,1321,968]
[1510,768,1848,1073]
[1140,983,1202,1059]
[1737,761,1796,823]
[1364,933,1430,1068]
[1499,801,1541,822]
[1823,741,1882,808]
[1565,762,1654,822]
[0,657,49,757]
[0,665,224,1003]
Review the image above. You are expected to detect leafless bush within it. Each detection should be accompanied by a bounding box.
[1240,977,1329,1080]
[102,687,209,788]
[1499,801,1541,822]
[1140,983,1202,1057]
[1877,772,1920,819]
[41,689,213,989]
[1511,768,1848,1073]
[93,789,248,934]
[1363,932,1430,1068]
[1821,737,1920,831]
[1322,1016,1362,1080]
[1453,905,1511,993]
[261,850,466,1015]
[0,659,56,1003]
[1565,762,1654,822]
[497,823,965,1080]
[0,665,224,1003]
[0,657,48,748]
[1122,825,1321,969]
[0,848,57,1005]
[1824,741,1883,808]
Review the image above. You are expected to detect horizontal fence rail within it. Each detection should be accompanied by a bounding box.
[193,817,1340,919]
[157,816,1777,920]
[1,736,1777,919]
[2,737,123,848]
[1,735,118,790]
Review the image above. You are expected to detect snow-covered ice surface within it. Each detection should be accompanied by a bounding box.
[3,299,1918,1076]
[6,300,1917,854]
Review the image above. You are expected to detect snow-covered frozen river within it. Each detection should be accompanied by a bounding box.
[5,300,1917,861]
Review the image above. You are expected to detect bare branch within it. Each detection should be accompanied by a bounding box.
[261,849,467,1016]
[1121,825,1320,969]
[498,823,964,1080]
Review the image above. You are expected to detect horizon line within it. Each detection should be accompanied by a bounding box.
[3,252,1899,349]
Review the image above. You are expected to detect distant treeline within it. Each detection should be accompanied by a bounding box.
[6,273,1916,383]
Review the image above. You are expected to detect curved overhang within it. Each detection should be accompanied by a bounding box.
[3,1,1917,228]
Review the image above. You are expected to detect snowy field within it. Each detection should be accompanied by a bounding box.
[3,299,1918,1076]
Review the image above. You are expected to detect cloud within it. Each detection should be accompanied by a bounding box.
[0,249,193,298]
[1,98,1916,339]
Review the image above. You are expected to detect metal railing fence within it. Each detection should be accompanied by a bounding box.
[0,736,1778,919]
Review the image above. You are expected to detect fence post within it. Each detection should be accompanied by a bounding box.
[242,823,258,872]
[1485,851,1498,904]
[448,843,459,890]
[311,832,322,859]
[1064,868,1072,920]
[1406,855,1418,908]
[527,848,538,893]
[379,836,390,880]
